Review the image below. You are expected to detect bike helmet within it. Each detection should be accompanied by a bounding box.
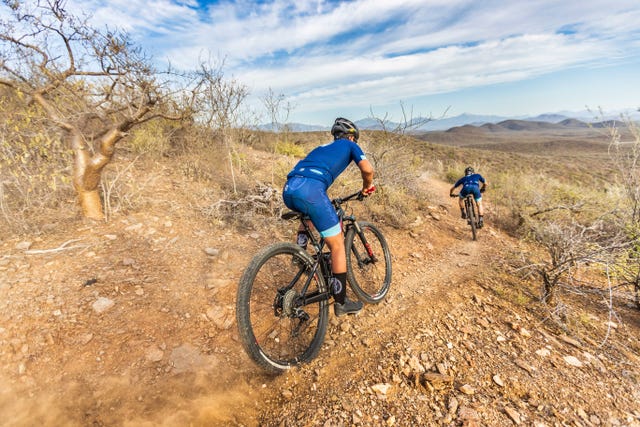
[465,166,474,176]
[331,117,359,142]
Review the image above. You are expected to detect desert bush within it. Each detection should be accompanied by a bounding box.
[100,158,167,220]
[274,140,305,157]
[200,182,284,228]
[364,131,421,195]
[0,91,74,230]
[443,167,461,184]
[505,173,635,324]
[126,119,182,158]
[604,117,640,308]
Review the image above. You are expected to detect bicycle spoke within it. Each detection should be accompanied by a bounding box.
[237,243,329,373]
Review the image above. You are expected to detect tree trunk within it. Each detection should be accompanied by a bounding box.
[69,128,122,221]
[78,189,104,220]
[541,271,556,306]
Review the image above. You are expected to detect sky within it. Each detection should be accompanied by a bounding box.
[64,0,640,126]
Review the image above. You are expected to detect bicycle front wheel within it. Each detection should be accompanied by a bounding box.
[236,243,329,374]
[345,222,392,304]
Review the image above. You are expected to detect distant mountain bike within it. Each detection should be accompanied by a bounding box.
[236,191,392,374]
[451,193,481,240]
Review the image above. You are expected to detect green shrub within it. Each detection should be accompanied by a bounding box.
[274,140,305,157]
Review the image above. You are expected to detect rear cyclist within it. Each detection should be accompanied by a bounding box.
[449,166,487,227]
[282,118,375,316]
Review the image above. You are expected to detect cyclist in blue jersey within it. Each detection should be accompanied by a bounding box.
[449,166,487,228]
[282,117,375,316]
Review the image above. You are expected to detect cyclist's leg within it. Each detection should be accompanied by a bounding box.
[310,205,346,302]
[309,195,362,314]
[458,189,468,218]
[471,187,483,216]
[471,188,484,226]
[283,177,319,248]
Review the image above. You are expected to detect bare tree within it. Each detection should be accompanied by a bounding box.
[195,57,249,194]
[0,0,197,219]
[367,102,448,191]
[261,87,294,134]
[607,115,640,307]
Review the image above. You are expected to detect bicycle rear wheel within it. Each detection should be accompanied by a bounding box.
[467,198,477,241]
[345,222,392,304]
[236,243,329,374]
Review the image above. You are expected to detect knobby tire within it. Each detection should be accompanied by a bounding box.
[468,199,477,241]
[236,242,329,374]
[345,222,392,304]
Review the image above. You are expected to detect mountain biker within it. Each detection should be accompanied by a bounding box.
[282,117,376,316]
[449,166,487,227]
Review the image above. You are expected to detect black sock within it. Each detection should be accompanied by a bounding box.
[331,272,347,304]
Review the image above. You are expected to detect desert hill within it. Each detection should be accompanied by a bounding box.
[1,135,639,426]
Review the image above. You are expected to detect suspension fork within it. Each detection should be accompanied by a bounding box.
[348,221,378,262]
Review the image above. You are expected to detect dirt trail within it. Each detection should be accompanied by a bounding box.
[1,170,639,426]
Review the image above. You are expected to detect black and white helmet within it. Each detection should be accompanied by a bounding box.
[331,117,359,142]
[465,166,474,176]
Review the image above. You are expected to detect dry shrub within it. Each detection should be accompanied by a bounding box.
[363,131,421,194]
[367,187,420,228]
[100,157,169,219]
[126,119,182,158]
[0,92,75,231]
[274,140,305,157]
[200,182,284,229]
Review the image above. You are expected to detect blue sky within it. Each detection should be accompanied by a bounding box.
[67,0,640,125]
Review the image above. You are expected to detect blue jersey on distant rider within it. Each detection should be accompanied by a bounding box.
[283,138,367,236]
[455,173,486,200]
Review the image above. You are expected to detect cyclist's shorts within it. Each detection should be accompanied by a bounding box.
[460,186,482,201]
[282,176,341,237]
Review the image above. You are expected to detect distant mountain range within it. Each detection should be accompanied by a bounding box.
[259,109,640,132]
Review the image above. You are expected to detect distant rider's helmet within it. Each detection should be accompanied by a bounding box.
[331,117,360,142]
[465,166,474,176]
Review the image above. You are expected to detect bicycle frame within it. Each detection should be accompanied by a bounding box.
[451,192,480,240]
[283,191,368,308]
[237,190,391,372]
[462,194,476,218]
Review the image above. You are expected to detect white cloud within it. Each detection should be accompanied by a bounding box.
[57,0,640,121]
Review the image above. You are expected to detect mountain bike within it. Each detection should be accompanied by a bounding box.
[236,191,392,374]
[451,193,481,241]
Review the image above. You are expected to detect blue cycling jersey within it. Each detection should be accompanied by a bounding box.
[287,138,367,188]
[283,138,368,237]
[454,173,485,189]
[455,173,486,200]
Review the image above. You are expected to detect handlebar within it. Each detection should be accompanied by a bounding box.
[450,193,459,198]
[333,191,364,206]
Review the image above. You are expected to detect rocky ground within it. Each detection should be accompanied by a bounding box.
[1,158,639,426]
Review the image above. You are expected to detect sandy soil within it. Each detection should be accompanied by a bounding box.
[1,162,639,427]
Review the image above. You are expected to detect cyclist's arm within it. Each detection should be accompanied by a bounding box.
[357,159,374,192]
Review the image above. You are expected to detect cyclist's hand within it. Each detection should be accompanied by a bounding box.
[480,187,486,193]
[450,193,457,198]
[362,185,376,197]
